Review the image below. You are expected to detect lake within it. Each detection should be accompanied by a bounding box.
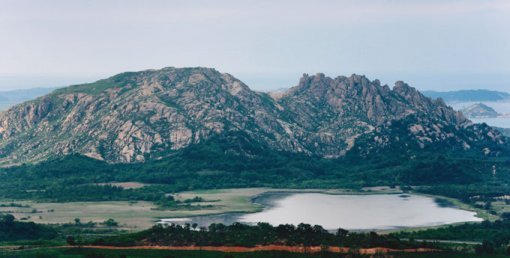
[160,192,482,231]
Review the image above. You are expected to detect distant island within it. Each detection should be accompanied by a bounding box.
[461,103,500,118]
[423,89,510,102]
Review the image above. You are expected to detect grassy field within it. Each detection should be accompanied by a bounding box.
[2,186,500,233]
[0,188,272,229]
[491,199,510,215]
[413,193,498,221]
[0,188,265,230]
[0,187,406,230]
[1,248,328,258]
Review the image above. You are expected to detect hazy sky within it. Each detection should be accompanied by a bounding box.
[0,0,509,91]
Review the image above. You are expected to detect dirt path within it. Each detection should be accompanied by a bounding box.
[65,245,440,254]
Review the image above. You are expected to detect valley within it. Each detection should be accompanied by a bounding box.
[0,68,509,257]
[2,1,509,256]
[0,187,502,231]
[0,188,401,230]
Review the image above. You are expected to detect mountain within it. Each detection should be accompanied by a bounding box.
[267,87,289,100]
[0,67,507,167]
[422,90,510,103]
[461,103,500,118]
[0,87,57,111]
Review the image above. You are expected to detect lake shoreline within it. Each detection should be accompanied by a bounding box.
[162,188,482,232]
[0,187,488,232]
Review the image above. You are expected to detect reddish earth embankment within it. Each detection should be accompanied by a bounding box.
[71,245,439,254]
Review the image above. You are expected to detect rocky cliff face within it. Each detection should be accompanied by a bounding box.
[277,74,503,157]
[0,67,506,165]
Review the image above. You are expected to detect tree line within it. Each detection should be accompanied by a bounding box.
[91,222,429,249]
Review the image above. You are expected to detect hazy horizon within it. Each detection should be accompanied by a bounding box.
[0,69,510,94]
[1,0,509,91]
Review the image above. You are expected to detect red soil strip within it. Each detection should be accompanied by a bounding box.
[69,245,440,254]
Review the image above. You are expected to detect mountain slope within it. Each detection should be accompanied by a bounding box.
[276,74,482,157]
[0,68,293,164]
[0,67,507,166]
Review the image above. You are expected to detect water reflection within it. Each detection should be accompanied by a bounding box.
[160,192,481,230]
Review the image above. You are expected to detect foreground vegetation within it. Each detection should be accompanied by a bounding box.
[90,222,417,249]
[0,132,508,204]
[0,136,508,256]
[7,248,510,258]
[394,219,510,254]
[0,220,440,257]
[5,211,510,257]
[0,213,124,246]
[0,188,271,229]
[0,214,57,241]
[416,184,510,220]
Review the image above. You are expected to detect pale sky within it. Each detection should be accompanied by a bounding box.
[0,0,509,91]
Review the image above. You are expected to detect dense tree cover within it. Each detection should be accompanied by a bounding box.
[0,132,507,202]
[394,219,510,249]
[417,184,510,204]
[0,213,58,241]
[0,213,127,244]
[10,248,497,258]
[91,222,424,249]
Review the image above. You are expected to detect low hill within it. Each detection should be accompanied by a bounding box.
[461,103,500,118]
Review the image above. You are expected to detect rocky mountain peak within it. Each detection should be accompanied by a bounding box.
[0,67,506,165]
[393,80,411,91]
[50,67,226,97]
[392,81,425,101]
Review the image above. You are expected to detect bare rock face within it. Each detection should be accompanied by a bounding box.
[0,67,506,165]
[275,73,499,157]
[0,68,295,164]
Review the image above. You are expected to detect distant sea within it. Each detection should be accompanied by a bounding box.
[470,117,510,128]
[0,102,19,111]
[449,101,510,129]
[0,87,56,111]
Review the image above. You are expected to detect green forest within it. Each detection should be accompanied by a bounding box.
[0,133,508,203]
[394,219,510,255]
[5,215,510,257]
[90,222,415,249]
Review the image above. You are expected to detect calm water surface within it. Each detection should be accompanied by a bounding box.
[449,101,510,128]
[471,117,510,128]
[161,193,481,230]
